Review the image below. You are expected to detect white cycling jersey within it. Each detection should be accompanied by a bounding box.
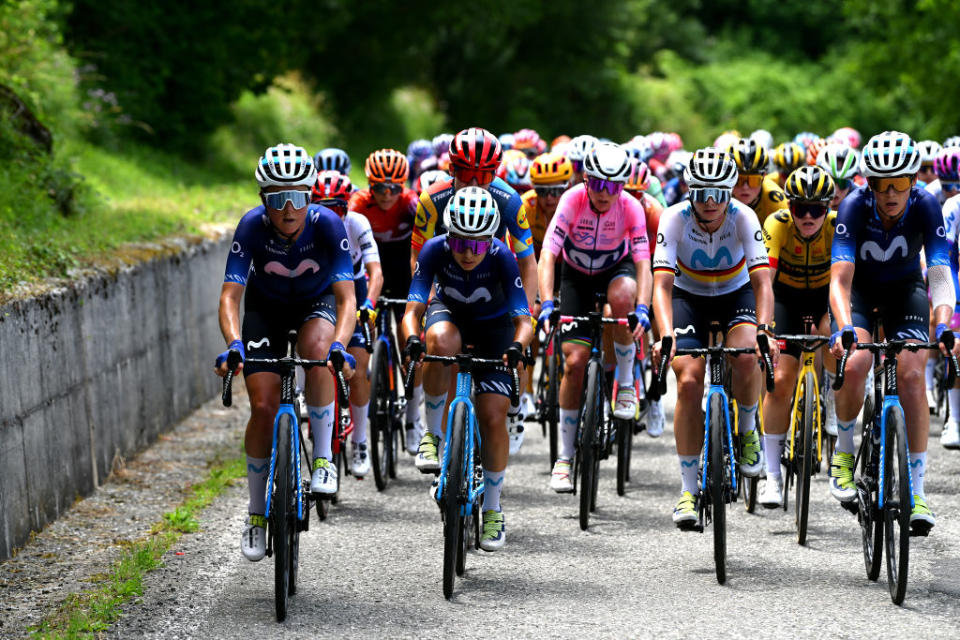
[344,211,380,278]
[926,179,945,206]
[653,198,769,296]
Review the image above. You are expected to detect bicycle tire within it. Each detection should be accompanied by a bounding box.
[796,372,815,545]
[457,446,480,576]
[547,340,561,469]
[443,403,468,599]
[859,404,884,582]
[616,419,630,496]
[743,408,759,514]
[884,406,910,604]
[579,361,601,530]
[369,341,391,491]
[709,393,727,585]
[274,414,292,621]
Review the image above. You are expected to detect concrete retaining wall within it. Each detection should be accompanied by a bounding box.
[0,234,230,559]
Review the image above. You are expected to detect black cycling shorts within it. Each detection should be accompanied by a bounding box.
[774,284,828,358]
[830,274,928,341]
[672,283,757,350]
[242,287,336,376]
[423,299,514,397]
[559,255,636,345]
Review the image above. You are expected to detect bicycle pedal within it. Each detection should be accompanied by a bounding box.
[909,522,932,537]
[840,500,858,515]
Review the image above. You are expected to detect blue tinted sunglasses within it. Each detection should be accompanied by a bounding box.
[264,190,310,210]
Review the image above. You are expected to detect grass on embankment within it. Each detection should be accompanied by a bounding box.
[28,454,246,639]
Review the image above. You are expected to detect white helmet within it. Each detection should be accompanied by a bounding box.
[918,140,943,164]
[417,169,450,193]
[256,144,317,188]
[667,150,693,175]
[944,135,960,149]
[582,142,632,182]
[817,143,860,180]
[443,186,500,238]
[749,129,775,152]
[683,147,738,189]
[566,135,599,163]
[860,131,921,178]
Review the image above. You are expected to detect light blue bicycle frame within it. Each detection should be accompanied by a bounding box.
[701,384,739,496]
[876,395,913,511]
[435,370,484,515]
[264,403,306,522]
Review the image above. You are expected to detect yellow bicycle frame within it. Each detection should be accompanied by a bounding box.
[787,346,822,463]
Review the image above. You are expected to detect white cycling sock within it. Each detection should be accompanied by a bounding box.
[246,455,269,515]
[309,403,335,461]
[615,342,636,386]
[909,451,927,498]
[738,403,758,434]
[406,384,424,425]
[763,433,785,479]
[559,408,579,459]
[925,358,935,390]
[424,392,447,437]
[950,389,960,422]
[836,418,857,455]
[679,455,700,495]
[350,403,368,444]
[483,468,505,512]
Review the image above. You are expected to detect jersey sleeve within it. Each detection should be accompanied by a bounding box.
[761,210,790,270]
[542,192,574,258]
[832,195,859,264]
[504,192,535,259]
[918,192,951,268]
[652,204,681,275]
[624,196,650,262]
[408,238,438,304]
[496,241,531,318]
[736,205,770,274]
[223,211,258,285]
[313,207,354,283]
[353,213,380,265]
[943,194,960,247]
[411,190,439,253]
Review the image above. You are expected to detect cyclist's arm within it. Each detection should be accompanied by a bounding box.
[331,279,358,347]
[537,198,571,303]
[626,196,653,307]
[518,253,538,308]
[354,213,384,303]
[365,262,383,304]
[652,270,674,337]
[761,212,787,287]
[217,282,244,370]
[829,261,855,329]
[538,249,557,305]
[410,191,437,274]
[403,239,437,341]
[401,300,426,344]
[651,206,680,337]
[920,193,957,329]
[504,197,537,307]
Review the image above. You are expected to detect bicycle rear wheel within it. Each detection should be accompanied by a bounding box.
[884,406,910,604]
[369,341,392,491]
[616,418,631,496]
[579,361,602,530]
[273,414,292,621]
[547,340,561,469]
[796,372,815,545]
[858,407,884,581]
[443,403,468,599]
[708,393,727,585]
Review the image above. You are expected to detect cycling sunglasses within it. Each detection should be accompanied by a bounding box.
[371,182,403,195]
[319,198,348,216]
[453,167,496,185]
[535,185,567,198]
[790,201,828,219]
[942,181,960,191]
[736,173,764,188]
[586,177,624,196]
[689,187,732,204]
[264,189,310,210]
[447,236,492,255]
[868,176,913,193]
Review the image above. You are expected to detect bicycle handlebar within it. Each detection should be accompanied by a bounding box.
[654,334,775,394]
[358,308,374,354]
[221,352,349,407]
[403,353,521,406]
[833,336,960,390]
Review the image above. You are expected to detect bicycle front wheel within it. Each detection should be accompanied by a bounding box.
[859,407,883,581]
[708,393,727,585]
[579,361,602,530]
[368,340,392,491]
[616,418,632,496]
[273,414,293,621]
[884,406,911,604]
[547,339,561,469]
[443,403,468,599]
[796,371,816,545]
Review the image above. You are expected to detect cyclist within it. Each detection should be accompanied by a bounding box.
[537,142,652,492]
[758,166,836,507]
[416,169,451,195]
[565,135,599,186]
[498,149,534,194]
[314,147,351,176]
[937,162,960,448]
[215,144,356,561]
[625,159,668,208]
[312,170,383,477]
[513,128,543,160]
[348,149,424,451]
[662,151,693,206]
[650,147,779,527]
[729,137,789,224]
[406,138,435,188]
[772,142,807,189]
[917,140,942,189]
[817,143,860,210]
[829,131,960,532]
[402,187,533,551]
[927,146,960,206]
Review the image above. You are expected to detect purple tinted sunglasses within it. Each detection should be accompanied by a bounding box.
[448,236,492,255]
[587,177,625,195]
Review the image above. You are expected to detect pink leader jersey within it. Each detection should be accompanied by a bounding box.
[542,183,651,275]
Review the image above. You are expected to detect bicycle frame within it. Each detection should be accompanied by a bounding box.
[869,347,912,512]
[265,377,306,521]
[787,342,825,464]
[435,367,484,513]
[702,351,739,497]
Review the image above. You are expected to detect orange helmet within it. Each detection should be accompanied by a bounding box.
[530,152,573,185]
[513,128,541,152]
[550,135,571,151]
[625,159,651,192]
[805,137,830,166]
[364,148,409,184]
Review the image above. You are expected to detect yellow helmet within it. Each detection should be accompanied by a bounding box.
[530,152,573,185]
[727,137,769,174]
[784,166,835,202]
[774,142,806,172]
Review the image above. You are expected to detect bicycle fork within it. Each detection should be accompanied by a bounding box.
[264,404,305,521]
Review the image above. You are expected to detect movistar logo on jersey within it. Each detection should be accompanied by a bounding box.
[264,259,321,278]
[443,287,493,304]
[690,247,733,269]
[859,236,908,262]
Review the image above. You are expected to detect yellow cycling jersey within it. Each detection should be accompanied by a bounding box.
[762,209,837,289]
[749,176,790,224]
[521,189,549,253]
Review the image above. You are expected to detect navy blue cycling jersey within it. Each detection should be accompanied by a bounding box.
[224,204,353,301]
[832,185,950,284]
[409,235,531,322]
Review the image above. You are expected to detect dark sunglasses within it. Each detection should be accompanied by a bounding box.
[586,177,624,196]
[535,186,567,198]
[453,167,496,185]
[371,182,403,195]
[689,187,731,204]
[448,236,491,255]
[790,202,828,219]
[264,190,310,210]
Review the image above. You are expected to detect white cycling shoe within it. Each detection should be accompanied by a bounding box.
[613,387,638,420]
[941,420,960,449]
[646,400,665,438]
[351,441,370,477]
[241,514,267,562]
[508,410,525,455]
[759,476,784,509]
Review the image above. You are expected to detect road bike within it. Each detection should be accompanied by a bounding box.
[535,320,563,470]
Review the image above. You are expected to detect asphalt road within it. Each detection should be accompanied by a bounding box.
[103,384,960,639]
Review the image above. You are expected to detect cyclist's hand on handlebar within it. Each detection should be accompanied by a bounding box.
[632,304,651,340]
[537,300,555,333]
[830,324,857,360]
[936,323,960,358]
[357,298,378,325]
[503,341,525,371]
[327,341,356,379]
[214,340,245,377]
[756,329,780,368]
[652,335,675,365]
[403,335,424,368]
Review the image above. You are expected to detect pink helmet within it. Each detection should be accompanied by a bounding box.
[666,132,684,152]
[832,126,862,149]
[934,147,960,181]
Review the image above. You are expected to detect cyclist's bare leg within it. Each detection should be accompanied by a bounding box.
[423,321,460,395]
[725,323,760,406]
[477,394,509,471]
[298,317,335,406]
[244,373,281,458]
[898,345,930,453]
[833,327,873,421]
[607,276,638,345]
[672,356,706,456]
[348,347,370,406]
[559,342,590,409]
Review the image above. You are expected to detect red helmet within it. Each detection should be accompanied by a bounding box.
[312,170,353,204]
[449,127,502,171]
